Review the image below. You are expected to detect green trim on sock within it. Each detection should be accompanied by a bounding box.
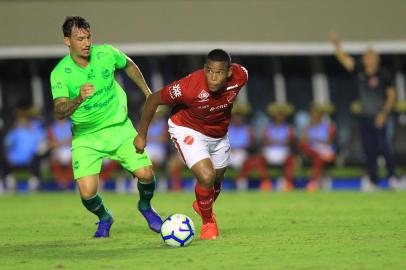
[137,175,156,211]
[81,193,111,221]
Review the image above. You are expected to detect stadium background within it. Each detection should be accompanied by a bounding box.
[1,0,406,191]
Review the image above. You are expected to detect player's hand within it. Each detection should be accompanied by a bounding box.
[330,32,340,47]
[375,112,387,128]
[134,134,146,154]
[80,83,95,99]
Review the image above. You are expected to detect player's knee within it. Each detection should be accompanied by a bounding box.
[134,167,154,183]
[197,169,216,187]
[80,188,97,199]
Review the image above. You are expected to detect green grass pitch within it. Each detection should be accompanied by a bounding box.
[1,192,405,270]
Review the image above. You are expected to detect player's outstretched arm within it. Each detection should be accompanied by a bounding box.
[54,83,94,119]
[134,91,165,153]
[330,32,355,72]
[124,56,152,98]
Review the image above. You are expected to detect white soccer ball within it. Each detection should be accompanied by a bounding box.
[161,213,195,247]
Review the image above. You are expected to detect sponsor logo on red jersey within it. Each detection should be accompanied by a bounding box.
[169,84,182,100]
[210,103,230,112]
[197,90,210,102]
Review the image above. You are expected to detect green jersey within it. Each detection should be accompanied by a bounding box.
[50,44,129,135]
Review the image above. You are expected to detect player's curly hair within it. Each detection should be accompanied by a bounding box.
[62,16,90,37]
[207,49,231,67]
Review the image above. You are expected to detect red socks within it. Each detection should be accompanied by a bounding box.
[195,184,215,224]
[213,181,221,201]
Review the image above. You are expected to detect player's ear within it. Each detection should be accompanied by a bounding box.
[63,37,71,47]
[227,64,233,78]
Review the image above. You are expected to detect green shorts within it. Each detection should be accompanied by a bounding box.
[71,118,152,179]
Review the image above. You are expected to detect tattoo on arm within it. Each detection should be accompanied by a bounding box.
[54,96,83,119]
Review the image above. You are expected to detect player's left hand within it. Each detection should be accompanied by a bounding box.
[375,112,387,128]
[134,135,146,154]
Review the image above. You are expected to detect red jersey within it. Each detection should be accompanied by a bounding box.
[160,63,248,138]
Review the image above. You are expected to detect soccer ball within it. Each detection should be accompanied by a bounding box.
[161,213,195,247]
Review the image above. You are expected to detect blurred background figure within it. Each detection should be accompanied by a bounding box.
[229,104,271,191]
[299,105,336,192]
[262,103,296,192]
[167,150,185,192]
[0,112,4,194]
[145,106,170,191]
[98,159,120,190]
[331,33,398,191]
[47,117,73,189]
[3,104,47,192]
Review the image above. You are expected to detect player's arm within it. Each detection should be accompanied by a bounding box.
[134,91,166,153]
[53,83,94,119]
[330,32,355,72]
[123,56,152,98]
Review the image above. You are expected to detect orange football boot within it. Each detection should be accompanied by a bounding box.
[199,222,219,240]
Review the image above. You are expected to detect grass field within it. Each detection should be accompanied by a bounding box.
[1,192,405,270]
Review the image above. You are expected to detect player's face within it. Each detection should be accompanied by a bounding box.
[362,49,380,72]
[64,27,92,59]
[204,61,232,92]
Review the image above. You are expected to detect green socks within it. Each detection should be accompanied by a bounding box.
[81,193,111,221]
[137,176,156,211]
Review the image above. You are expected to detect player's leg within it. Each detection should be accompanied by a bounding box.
[190,159,220,240]
[132,165,163,233]
[76,174,114,237]
[191,158,216,219]
[72,138,113,238]
[214,167,226,201]
[168,120,219,239]
[193,166,226,219]
[112,120,163,233]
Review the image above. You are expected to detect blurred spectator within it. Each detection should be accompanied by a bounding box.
[0,112,4,194]
[47,117,73,189]
[299,105,336,192]
[3,106,47,191]
[145,108,169,166]
[331,33,398,190]
[262,103,296,191]
[99,159,120,188]
[145,106,170,190]
[229,104,271,191]
[167,150,184,192]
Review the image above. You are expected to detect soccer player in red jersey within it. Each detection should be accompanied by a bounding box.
[134,49,248,240]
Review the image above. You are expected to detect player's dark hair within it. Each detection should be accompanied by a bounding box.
[62,16,90,37]
[207,49,231,67]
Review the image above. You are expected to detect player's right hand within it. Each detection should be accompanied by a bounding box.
[80,83,95,99]
[134,134,146,154]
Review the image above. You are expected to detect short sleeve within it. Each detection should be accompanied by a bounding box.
[231,63,248,86]
[108,45,127,69]
[160,75,191,104]
[50,71,69,100]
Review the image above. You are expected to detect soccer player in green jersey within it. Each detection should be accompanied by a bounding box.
[50,16,163,238]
